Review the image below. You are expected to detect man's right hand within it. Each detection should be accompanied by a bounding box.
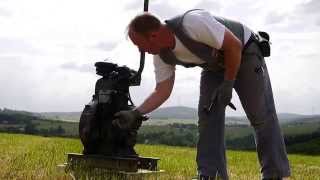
[112,109,146,129]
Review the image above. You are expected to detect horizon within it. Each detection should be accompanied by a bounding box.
[1,106,319,117]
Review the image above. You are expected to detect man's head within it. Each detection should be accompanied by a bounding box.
[128,13,175,55]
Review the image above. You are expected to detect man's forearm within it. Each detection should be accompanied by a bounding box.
[136,90,170,114]
[223,48,241,80]
[221,29,242,81]
[136,74,175,114]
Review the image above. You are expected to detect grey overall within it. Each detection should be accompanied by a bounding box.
[160,10,291,179]
[197,42,290,179]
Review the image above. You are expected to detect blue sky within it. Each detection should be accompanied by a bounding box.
[0,0,319,116]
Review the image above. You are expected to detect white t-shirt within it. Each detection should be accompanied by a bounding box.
[153,10,252,83]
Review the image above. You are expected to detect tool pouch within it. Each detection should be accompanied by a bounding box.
[256,31,271,57]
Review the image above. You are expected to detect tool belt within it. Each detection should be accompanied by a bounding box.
[245,31,271,57]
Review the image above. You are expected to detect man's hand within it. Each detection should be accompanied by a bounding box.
[112,109,146,129]
[217,80,234,107]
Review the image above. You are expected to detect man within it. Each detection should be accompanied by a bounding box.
[113,9,290,180]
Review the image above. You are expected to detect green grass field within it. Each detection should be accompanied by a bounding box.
[0,133,319,180]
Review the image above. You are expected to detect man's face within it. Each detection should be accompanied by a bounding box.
[129,30,162,55]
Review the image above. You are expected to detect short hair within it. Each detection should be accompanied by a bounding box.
[128,12,161,36]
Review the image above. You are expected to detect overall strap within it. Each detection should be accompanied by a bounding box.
[160,9,245,69]
[214,16,245,45]
[161,9,213,68]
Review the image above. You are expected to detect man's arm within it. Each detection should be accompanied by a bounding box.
[221,28,243,80]
[209,28,242,108]
[136,73,175,114]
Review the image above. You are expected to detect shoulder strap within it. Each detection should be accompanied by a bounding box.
[160,9,245,69]
[159,10,205,68]
[164,9,215,64]
[214,16,244,45]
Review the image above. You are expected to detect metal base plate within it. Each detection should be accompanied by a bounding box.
[58,153,164,179]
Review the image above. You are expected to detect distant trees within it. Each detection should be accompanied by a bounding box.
[1,107,320,154]
[0,108,67,137]
[137,123,320,154]
[226,134,255,150]
[24,122,38,134]
[0,108,37,124]
[284,127,320,146]
[137,123,198,147]
[284,127,320,154]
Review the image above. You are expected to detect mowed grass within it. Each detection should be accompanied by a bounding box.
[0,133,319,180]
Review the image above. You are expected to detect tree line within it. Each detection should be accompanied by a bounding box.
[0,108,66,137]
[137,123,320,154]
[1,108,319,154]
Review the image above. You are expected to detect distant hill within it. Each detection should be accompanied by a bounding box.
[0,108,78,137]
[35,106,320,125]
[277,113,308,120]
[275,114,320,126]
[37,112,80,122]
[149,106,197,120]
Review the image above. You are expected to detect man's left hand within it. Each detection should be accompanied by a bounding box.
[217,80,235,107]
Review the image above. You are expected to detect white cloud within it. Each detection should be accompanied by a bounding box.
[60,62,94,73]
[297,0,320,14]
[92,41,119,51]
[0,0,319,115]
[0,7,11,17]
[124,0,141,11]
[265,12,287,25]
[0,37,41,55]
[194,0,222,13]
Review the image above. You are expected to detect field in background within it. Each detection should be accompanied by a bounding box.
[2,108,319,151]
[0,133,319,180]
[1,108,320,155]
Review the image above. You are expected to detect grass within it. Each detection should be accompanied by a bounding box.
[0,132,319,180]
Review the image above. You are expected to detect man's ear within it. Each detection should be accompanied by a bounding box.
[149,31,159,41]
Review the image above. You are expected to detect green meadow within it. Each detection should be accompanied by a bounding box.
[0,133,319,180]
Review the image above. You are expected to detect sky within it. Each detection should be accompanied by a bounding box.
[0,0,319,116]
